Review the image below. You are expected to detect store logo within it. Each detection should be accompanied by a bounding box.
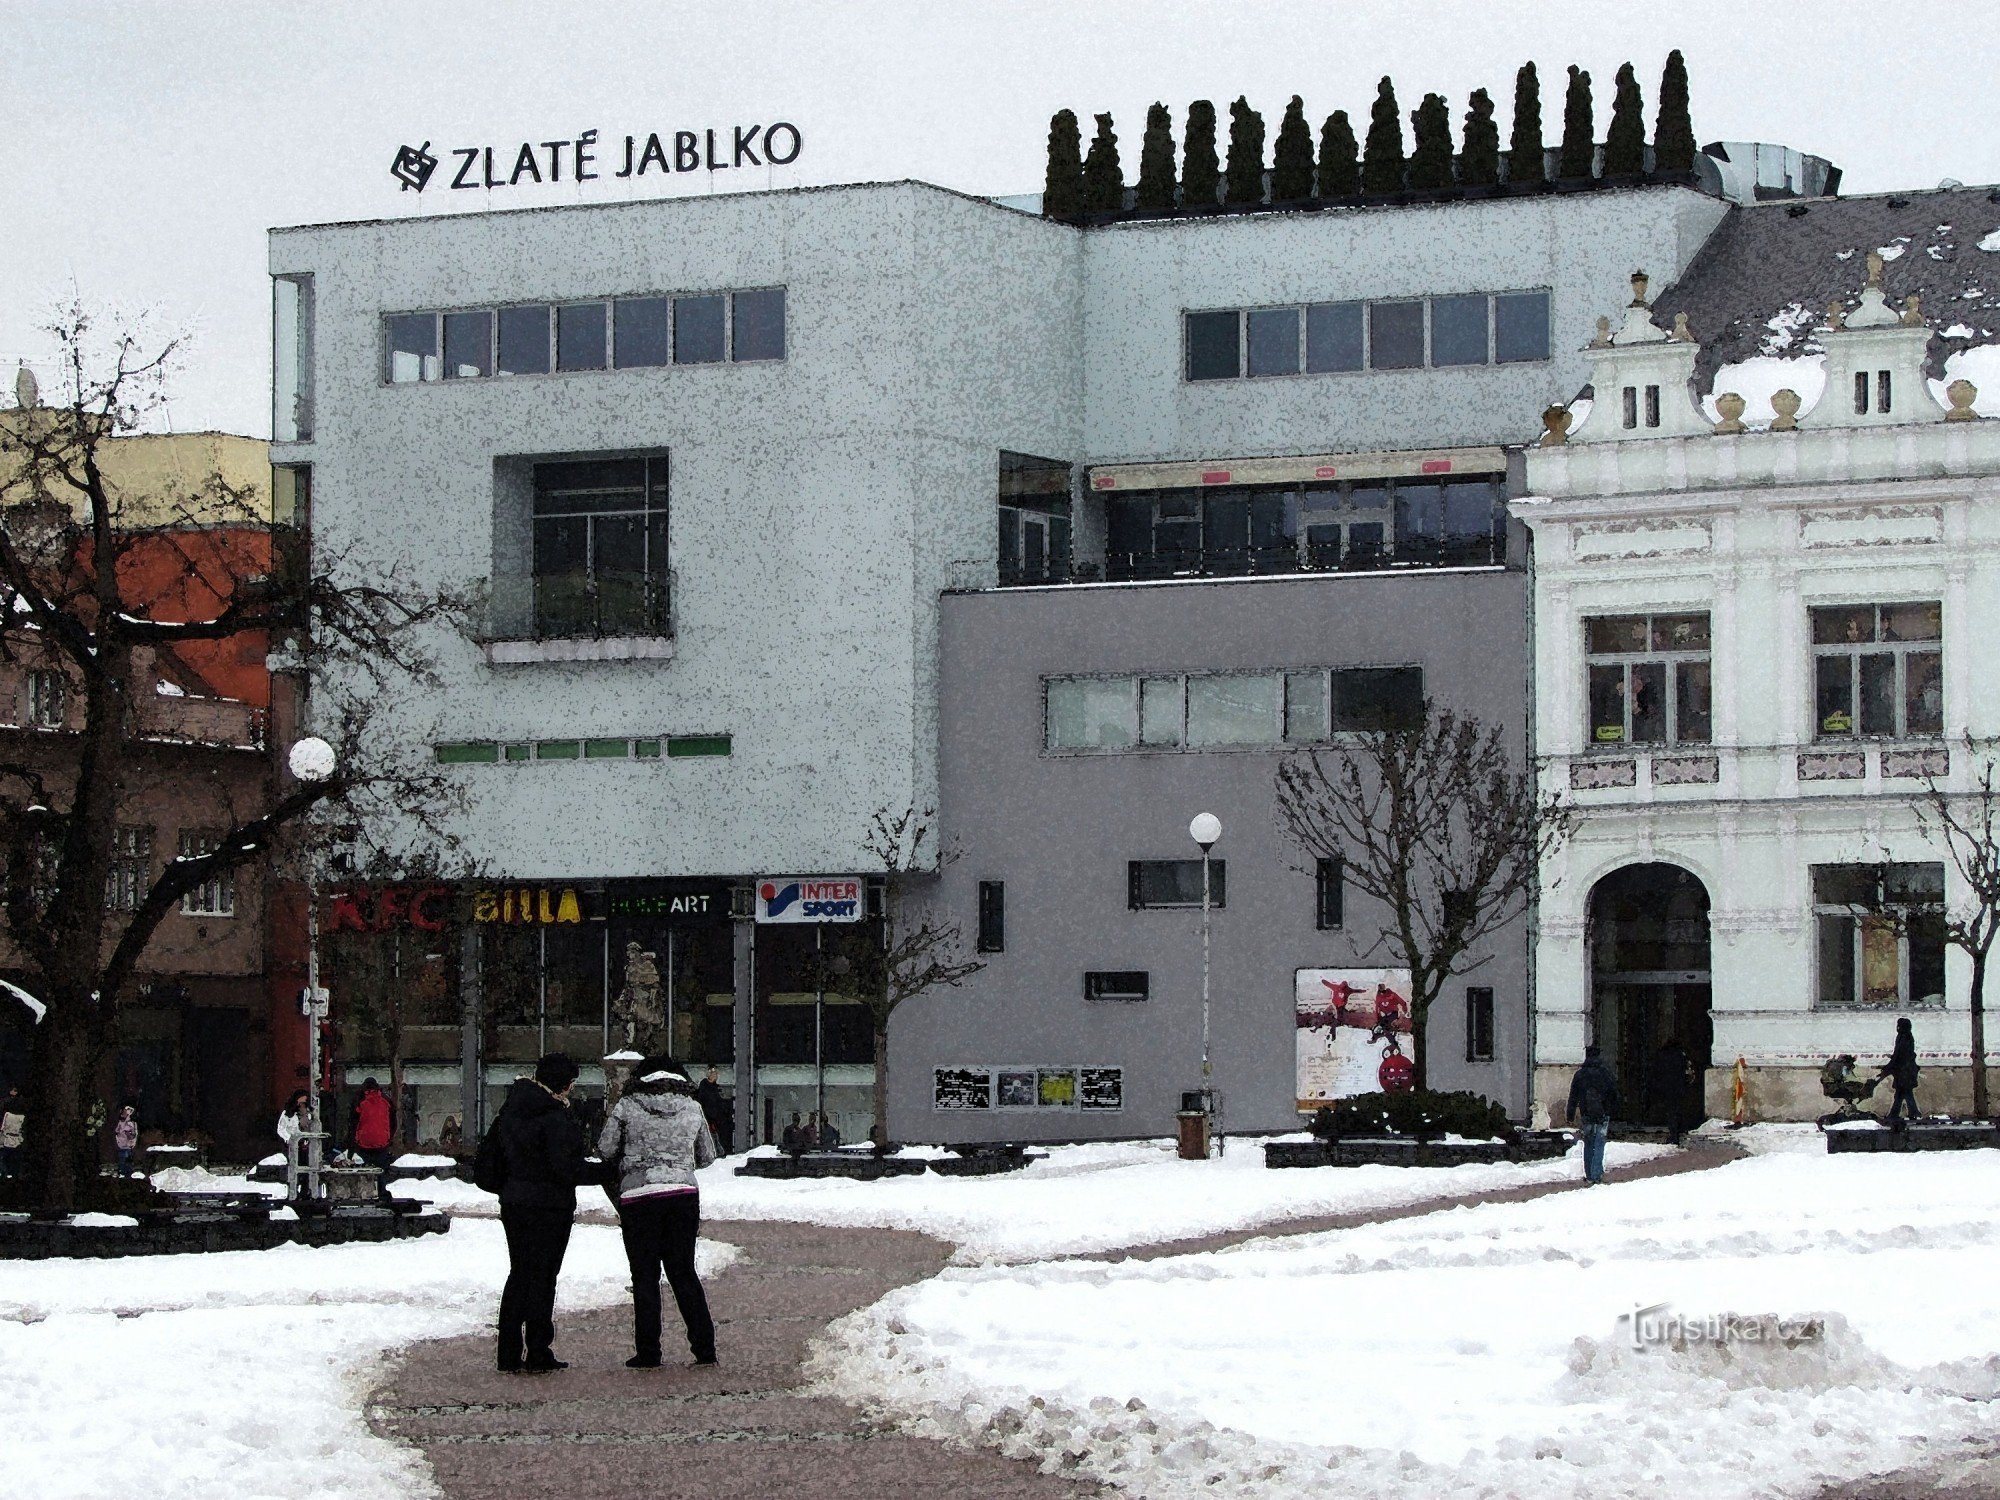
[761,881,801,918]
[755,876,863,923]
[391,141,439,192]
[390,122,802,194]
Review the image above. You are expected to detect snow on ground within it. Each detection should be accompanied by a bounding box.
[694,1137,1671,1264]
[0,1221,737,1499]
[812,1145,2000,1500]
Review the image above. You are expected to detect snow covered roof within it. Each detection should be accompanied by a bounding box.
[1651,185,2000,386]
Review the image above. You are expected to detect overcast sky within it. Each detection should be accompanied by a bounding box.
[7,0,1997,435]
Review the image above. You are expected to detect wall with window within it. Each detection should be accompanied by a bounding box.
[1082,185,1726,463]
[904,564,1531,1141]
[270,182,1080,879]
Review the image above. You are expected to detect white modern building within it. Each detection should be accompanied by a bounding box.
[1519,245,2000,1123]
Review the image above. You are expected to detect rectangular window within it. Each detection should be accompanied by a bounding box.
[1138,676,1183,746]
[1084,971,1149,1002]
[1186,672,1282,746]
[1811,602,1942,740]
[443,309,493,379]
[1305,301,1365,372]
[1813,863,1946,1007]
[384,313,438,384]
[1245,307,1301,377]
[27,669,64,729]
[674,295,727,363]
[434,742,500,764]
[1368,301,1426,369]
[556,303,609,371]
[977,880,1005,953]
[666,734,731,758]
[613,298,672,368]
[1494,291,1551,363]
[178,830,235,917]
[1129,859,1225,910]
[1184,310,1241,381]
[1330,666,1424,731]
[1465,987,1495,1061]
[1315,856,1344,930]
[497,305,552,376]
[105,826,151,912]
[731,288,786,361]
[531,455,669,639]
[1429,293,1489,367]
[997,451,1073,587]
[1046,677,1139,750]
[1583,612,1712,746]
[272,274,314,441]
[1285,670,1330,743]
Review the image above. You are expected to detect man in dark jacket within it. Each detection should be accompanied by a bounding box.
[694,1066,728,1149]
[1878,1017,1921,1127]
[1566,1046,1620,1185]
[488,1053,592,1373]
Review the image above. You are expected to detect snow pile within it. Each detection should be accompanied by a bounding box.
[1979,228,2000,253]
[699,1136,1670,1264]
[814,1151,2000,1499]
[149,1165,284,1196]
[0,1221,738,1500]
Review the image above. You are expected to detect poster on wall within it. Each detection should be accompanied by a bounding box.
[1295,968,1414,1111]
[934,1068,991,1110]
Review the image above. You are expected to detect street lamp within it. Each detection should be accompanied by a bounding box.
[1188,812,1221,1156]
[289,736,335,1202]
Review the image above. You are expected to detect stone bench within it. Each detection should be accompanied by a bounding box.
[1825,1122,2000,1153]
[1265,1132,1571,1169]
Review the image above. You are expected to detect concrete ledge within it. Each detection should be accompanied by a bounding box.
[1265,1132,1571,1169]
[736,1153,928,1180]
[1825,1122,2000,1153]
[481,635,675,665]
[0,1207,450,1259]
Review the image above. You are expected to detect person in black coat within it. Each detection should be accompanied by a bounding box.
[695,1066,729,1149]
[487,1054,593,1372]
[1878,1018,1921,1126]
[1566,1046,1621,1185]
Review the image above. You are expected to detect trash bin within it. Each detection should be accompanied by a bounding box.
[1176,1109,1210,1160]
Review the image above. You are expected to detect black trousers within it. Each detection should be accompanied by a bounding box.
[1889,1084,1920,1122]
[498,1206,574,1364]
[619,1193,715,1361]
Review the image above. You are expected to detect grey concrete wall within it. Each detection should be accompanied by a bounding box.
[900,564,1532,1143]
[270,183,1079,878]
[1080,185,1727,463]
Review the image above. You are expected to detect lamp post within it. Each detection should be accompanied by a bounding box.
[289,736,336,1201]
[1188,812,1221,1156]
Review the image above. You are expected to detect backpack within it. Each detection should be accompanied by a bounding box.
[472,1111,510,1194]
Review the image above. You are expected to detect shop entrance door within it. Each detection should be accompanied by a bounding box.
[1588,863,1713,1127]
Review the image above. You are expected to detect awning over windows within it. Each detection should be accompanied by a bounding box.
[1086,445,1506,493]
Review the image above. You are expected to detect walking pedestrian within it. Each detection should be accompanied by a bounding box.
[1567,1045,1620,1185]
[1878,1017,1921,1127]
[0,1088,25,1179]
[112,1104,139,1177]
[694,1066,727,1146]
[596,1058,718,1369]
[479,1054,592,1373]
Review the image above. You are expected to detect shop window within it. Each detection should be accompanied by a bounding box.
[1813,863,1946,1008]
[1128,860,1224,910]
[26,669,64,728]
[178,830,235,917]
[1465,987,1495,1061]
[531,455,670,639]
[1585,613,1712,747]
[497,305,552,375]
[977,881,1005,954]
[1811,602,1942,740]
[105,826,152,912]
[555,302,609,371]
[1079,1067,1123,1110]
[1084,971,1150,1002]
[1315,857,1344,930]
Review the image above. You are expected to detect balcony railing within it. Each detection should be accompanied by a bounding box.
[1086,532,1505,585]
[480,570,674,643]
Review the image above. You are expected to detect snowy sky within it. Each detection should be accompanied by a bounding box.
[6,0,1998,436]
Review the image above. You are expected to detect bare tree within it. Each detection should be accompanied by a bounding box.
[1274,704,1572,1091]
[1910,742,2000,1117]
[0,305,468,1210]
[821,806,984,1148]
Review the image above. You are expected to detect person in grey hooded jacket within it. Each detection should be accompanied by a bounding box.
[597,1058,717,1368]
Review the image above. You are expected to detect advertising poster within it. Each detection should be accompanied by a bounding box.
[1295,968,1414,1111]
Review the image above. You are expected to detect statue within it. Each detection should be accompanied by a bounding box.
[613,942,665,1050]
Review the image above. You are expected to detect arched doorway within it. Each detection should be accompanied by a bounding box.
[1588,863,1712,1127]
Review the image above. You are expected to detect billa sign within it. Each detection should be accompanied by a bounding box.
[754,876,862,923]
[392,122,802,194]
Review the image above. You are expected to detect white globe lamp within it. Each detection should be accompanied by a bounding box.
[1188,812,1221,851]
[288,736,337,783]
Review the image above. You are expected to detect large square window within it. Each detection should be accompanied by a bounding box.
[614,298,672,368]
[1046,677,1139,750]
[1495,290,1551,362]
[732,288,786,361]
[1369,301,1425,369]
[497,305,551,375]
[1185,311,1241,381]
[1305,302,1365,372]
[1810,602,1943,740]
[530,456,669,638]
[674,295,726,364]
[1583,612,1711,746]
[1245,307,1301,377]
[1430,294,1490,366]
[556,303,609,371]
[1331,667,1424,730]
[1813,863,1946,1008]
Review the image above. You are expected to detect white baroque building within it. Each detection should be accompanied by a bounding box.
[1518,255,2000,1123]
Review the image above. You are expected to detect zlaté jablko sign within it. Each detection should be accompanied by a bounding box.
[392,122,802,194]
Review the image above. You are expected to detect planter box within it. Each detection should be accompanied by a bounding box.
[321,1167,384,1203]
[929,1147,1049,1177]
[0,1207,448,1260]
[1826,1122,2000,1153]
[736,1152,928,1181]
[1266,1133,1570,1170]
[142,1144,204,1174]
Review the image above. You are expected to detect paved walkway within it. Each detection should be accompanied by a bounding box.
[369,1141,1747,1498]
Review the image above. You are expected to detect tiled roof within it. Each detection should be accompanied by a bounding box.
[1648,186,2000,383]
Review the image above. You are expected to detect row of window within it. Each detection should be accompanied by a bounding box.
[975,860,1344,959]
[385,287,785,384]
[435,734,732,764]
[1584,602,1944,748]
[103,828,235,916]
[1185,290,1551,383]
[933,1065,1124,1111]
[1045,667,1423,754]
